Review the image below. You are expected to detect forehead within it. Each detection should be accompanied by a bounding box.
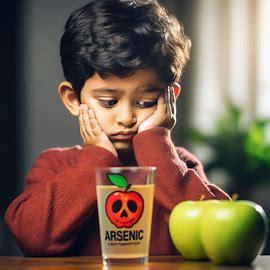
[84,68,165,94]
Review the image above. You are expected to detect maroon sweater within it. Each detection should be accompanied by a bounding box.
[4,127,230,256]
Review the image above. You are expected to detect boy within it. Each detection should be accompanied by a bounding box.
[5,0,230,256]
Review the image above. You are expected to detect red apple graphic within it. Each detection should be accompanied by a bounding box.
[105,174,144,228]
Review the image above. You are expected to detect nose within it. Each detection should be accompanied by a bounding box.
[120,209,128,218]
[116,104,137,126]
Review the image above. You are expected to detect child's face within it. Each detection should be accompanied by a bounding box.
[80,68,165,152]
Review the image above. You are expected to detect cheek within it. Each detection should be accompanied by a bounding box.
[81,97,114,133]
[95,110,114,132]
[137,109,156,123]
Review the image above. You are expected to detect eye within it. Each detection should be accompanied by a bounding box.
[127,200,138,212]
[97,98,158,109]
[137,100,158,108]
[98,99,118,108]
[112,200,122,213]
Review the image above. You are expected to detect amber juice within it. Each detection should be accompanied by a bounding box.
[96,184,154,263]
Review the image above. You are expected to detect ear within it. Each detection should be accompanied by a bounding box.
[58,81,80,117]
[171,82,181,100]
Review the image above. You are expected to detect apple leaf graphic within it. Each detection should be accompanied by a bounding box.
[107,173,128,188]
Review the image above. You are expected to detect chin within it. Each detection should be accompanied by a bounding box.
[113,141,132,152]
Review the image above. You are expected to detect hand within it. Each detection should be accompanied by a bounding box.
[138,86,177,133]
[79,104,118,158]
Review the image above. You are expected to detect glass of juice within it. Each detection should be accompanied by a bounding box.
[96,166,156,265]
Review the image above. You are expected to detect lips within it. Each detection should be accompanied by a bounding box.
[110,132,136,140]
[111,134,135,140]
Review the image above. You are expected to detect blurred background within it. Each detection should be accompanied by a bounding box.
[1,0,269,255]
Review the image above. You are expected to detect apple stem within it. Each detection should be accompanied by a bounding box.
[200,194,205,201]
[124,183,132,192]
[231,193,239,201]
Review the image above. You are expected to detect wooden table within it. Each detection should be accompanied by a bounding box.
[0,256,269,270]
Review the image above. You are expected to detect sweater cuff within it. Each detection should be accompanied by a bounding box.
[79,145,122,168]
[132,127,187,175]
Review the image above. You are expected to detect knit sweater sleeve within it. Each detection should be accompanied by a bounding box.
[4,145,122,256]
[132,127,231,221]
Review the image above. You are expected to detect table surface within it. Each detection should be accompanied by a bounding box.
[0,255,269,270]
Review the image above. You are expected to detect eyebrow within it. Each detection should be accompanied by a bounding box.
[91,86,163,94]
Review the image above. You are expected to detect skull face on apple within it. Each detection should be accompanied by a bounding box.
[105,173,144,228]
[105,190,144,228]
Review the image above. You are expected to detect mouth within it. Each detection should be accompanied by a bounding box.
[110,131,137,140]
[116,217,135,224]
[110,134,135,140]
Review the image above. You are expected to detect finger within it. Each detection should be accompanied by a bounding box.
[88,109,95,119]
[88,109,102,136]
[157,94,167,114]
[170,86,176,115]
[163,87,168,105]
[81,104,94,137]
[79,107,86,142]
[166,86,172,116]
[92,124,103,136]
[79,129,86,143]
[170,85,176,103]
[88,109,98,128]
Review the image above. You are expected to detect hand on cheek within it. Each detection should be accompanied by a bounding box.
[138,86,177,133]
[78,104,118,157]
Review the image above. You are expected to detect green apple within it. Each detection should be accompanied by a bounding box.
[169,199,221,260]
[200,200,268,265]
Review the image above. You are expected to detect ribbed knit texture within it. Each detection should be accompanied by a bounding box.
[4,127,230,256]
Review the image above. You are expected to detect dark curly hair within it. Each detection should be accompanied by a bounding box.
[60,0,191,99]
